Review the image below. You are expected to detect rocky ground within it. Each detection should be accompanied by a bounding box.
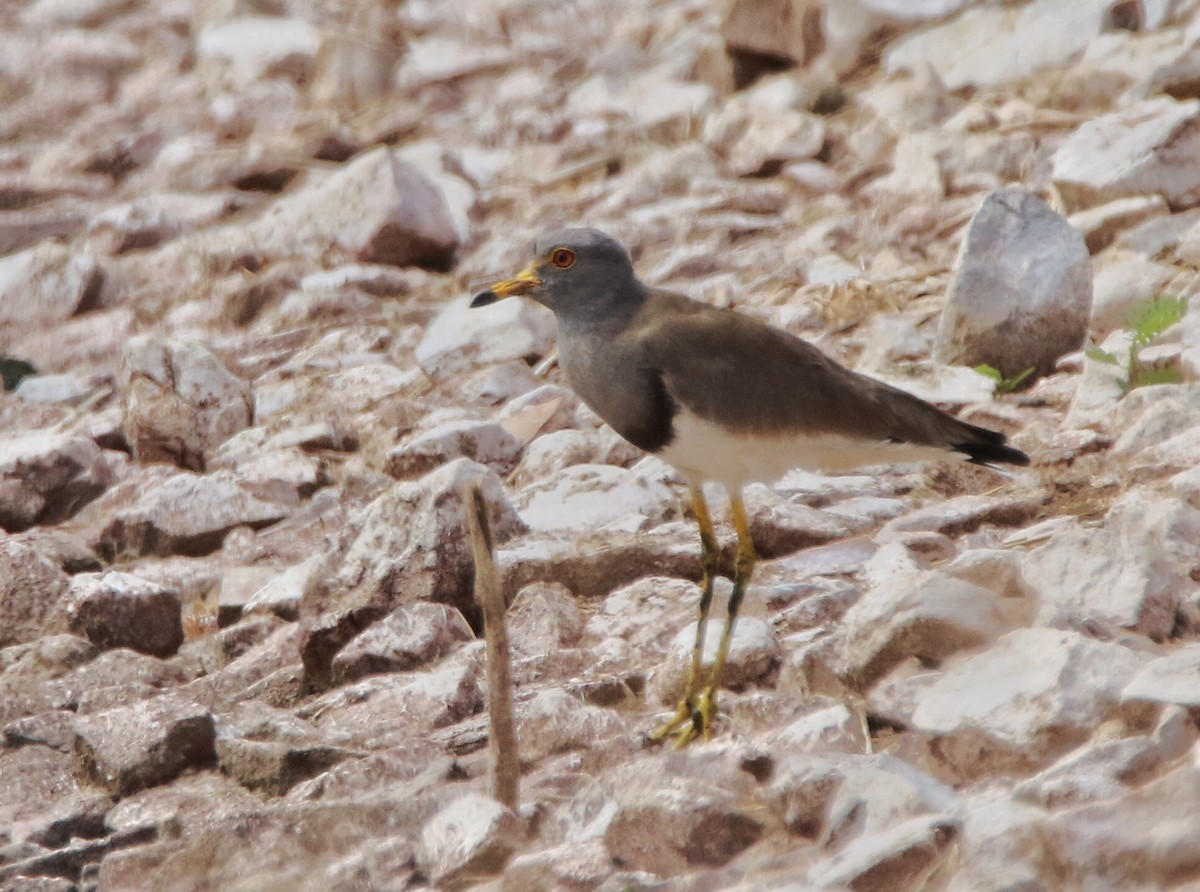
[3,0,1200,889]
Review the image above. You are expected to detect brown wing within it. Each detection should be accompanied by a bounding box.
[635,290,1028,465]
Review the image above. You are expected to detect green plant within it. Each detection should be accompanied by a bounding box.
[974,363,1035,394]
[1086,294,1188,392]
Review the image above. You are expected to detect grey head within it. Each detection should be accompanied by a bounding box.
[471,228,645,326]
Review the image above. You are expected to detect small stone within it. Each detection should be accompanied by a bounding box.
[703,96,825,177]
[0,540,71,647]
[332,602,474,684]
[0,432,111,533]
[415,793,522,886]
[808,813,958,891]
[0,241,101,330]
[834,547,1010,688]
[120,336,253,471]
[243,557,324,622]
[1089,249,1180,336]
[386,419,523,480]
[303,658,483,746]
[501,840,612,892]
[514,464,678,535]
[656,616,782,704]
[197,16,322,87]
[770,700,868,755]
[73,695,216,796]
[91,469,290,562]
[1038,753,1200,889]
[304,459,522,686]
[581,752,764,874]
[885,0,1110,90]
[515,688,626,763]
[1068,194,1169,254]
[1122,644,1200,710]
[65,571,184,658]
[238,146,459,268]
[508,582,585,656]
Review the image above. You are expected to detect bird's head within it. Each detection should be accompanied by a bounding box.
[471,228,640,320]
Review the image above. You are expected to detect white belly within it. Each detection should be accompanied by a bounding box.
[656,408,961,489]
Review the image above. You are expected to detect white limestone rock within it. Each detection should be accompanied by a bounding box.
[834,545,1010,687]
[1052,96,1200,211]
[885,0,1111,90]
[238,146,459,269]
[0,432,111,533]
[910,628,1147,777]
[1089,249,1181,337]
[417,295,555,380]
[0,242,101,330]
[1023,490,1200,639]
[514,464,677,535]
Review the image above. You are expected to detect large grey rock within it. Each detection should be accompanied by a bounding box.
[1052,96,1200,210]
[1023,491,1200,639]
[65,571,184,658]
[935,188,1092,380]
[120,336,253,471]
[0,432,112,532]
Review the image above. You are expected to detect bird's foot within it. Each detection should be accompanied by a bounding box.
[650,689,718,750]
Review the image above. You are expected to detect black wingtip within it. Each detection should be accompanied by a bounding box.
[955,428,1030,467]
[470,290,498,308]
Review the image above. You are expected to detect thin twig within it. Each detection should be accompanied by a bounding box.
[463,481,519,811]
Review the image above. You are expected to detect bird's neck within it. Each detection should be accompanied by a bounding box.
[559,280,648,339]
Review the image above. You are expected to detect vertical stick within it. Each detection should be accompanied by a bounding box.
[463,481,519,811]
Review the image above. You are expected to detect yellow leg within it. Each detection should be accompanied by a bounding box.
[652,483,719,746]
[685,489,756,746]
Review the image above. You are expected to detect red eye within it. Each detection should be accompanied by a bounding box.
[551,248,576,269]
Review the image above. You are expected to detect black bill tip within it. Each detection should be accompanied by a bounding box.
[470,290,498,308]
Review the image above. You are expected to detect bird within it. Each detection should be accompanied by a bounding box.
[471,228,1029,747]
